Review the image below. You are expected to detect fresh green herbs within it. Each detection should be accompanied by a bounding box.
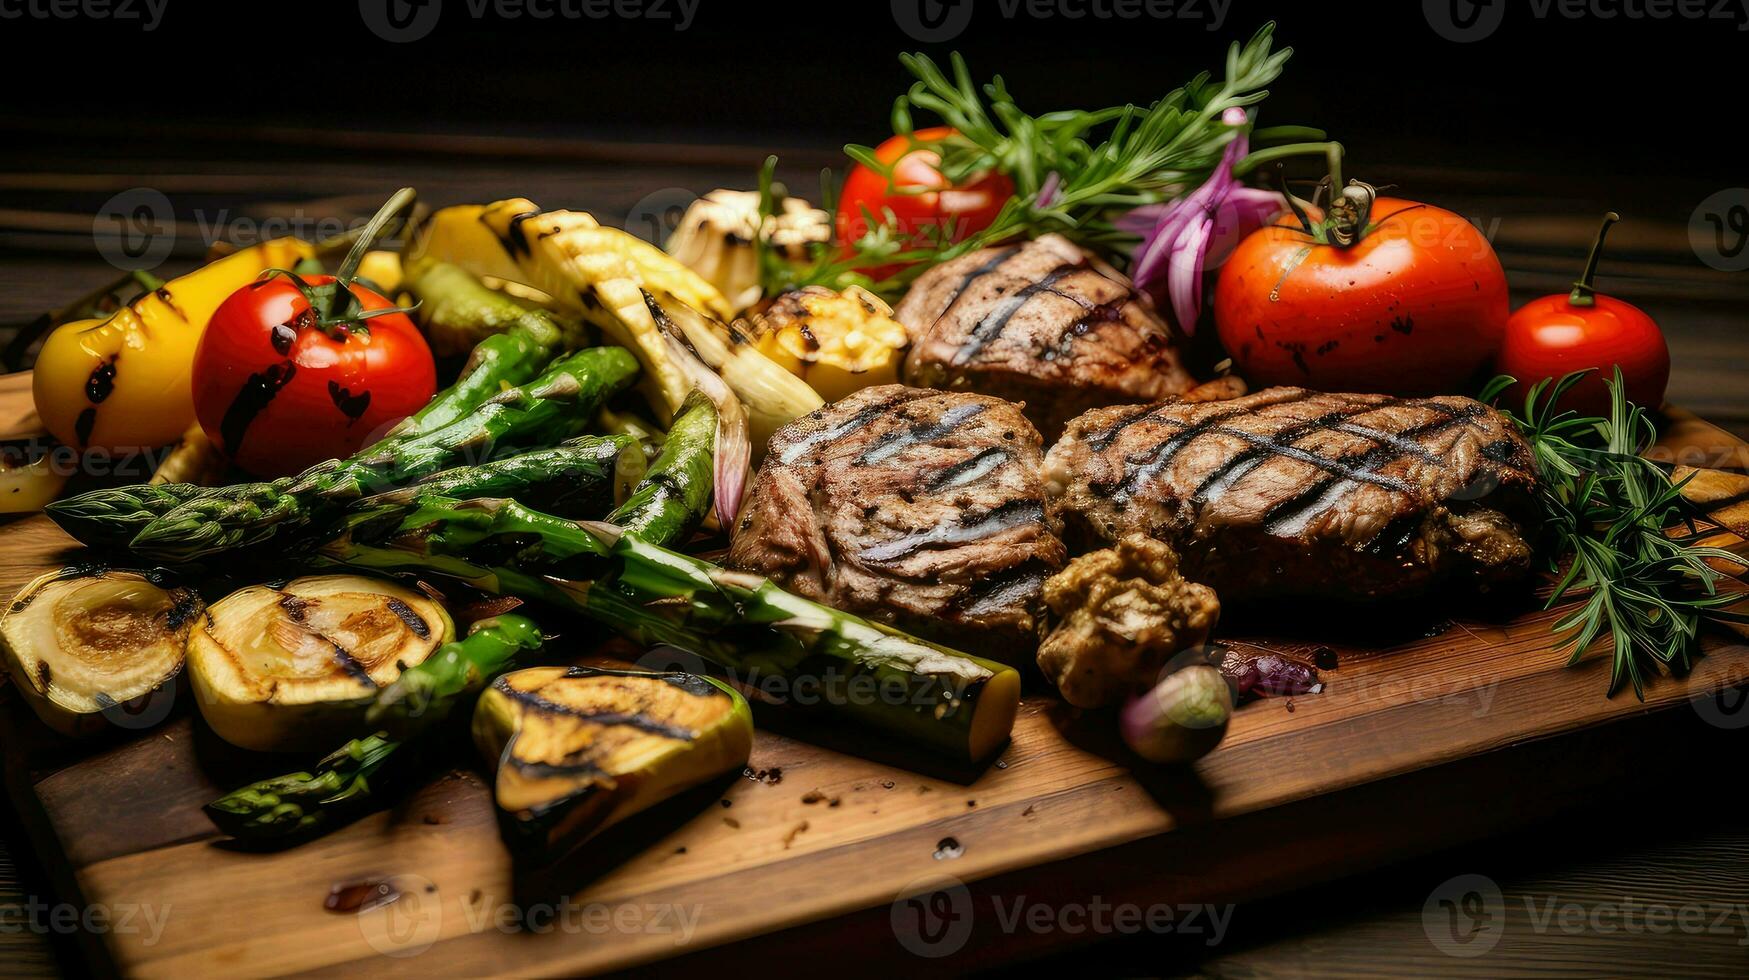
[758,22,1311,301]
[1484,370,1749,698]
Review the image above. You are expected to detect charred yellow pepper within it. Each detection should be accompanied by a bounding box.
[32,238,314,454]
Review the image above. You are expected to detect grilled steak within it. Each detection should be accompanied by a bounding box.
[1045,388,1539,600]
[727,385,1067,658]
[897,234,1199,440]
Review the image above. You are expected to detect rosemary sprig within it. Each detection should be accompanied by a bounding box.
[1483,370,1749,698]
[759,22,1304,301]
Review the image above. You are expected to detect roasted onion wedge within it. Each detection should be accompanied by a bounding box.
[187,575,455,752]
[0,568,203,736]
[473,665,753,864]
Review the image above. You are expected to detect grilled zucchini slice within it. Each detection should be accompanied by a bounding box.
[186,575,454,752]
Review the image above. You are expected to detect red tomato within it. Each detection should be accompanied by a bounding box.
[192,274,436,476]
[1213,197,1510,394]
[1496,213,1668,416]
[1498,294,1668,416]
[836,126,1014,277]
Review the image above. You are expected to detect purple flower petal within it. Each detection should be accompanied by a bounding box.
[1121,109,1284,335]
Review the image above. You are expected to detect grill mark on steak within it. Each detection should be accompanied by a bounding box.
[775,390,909,465]
[732,385,1066,656]
[1194,405,1385,501]
[953,264,1081,366]
[1104,392,1318,497]
[927,447,1009,491]
[960,562,1052,616]
[1192,401,1412,504]
[1259,403,1489,536]
[1048,389,1539,601]
[934,245,1023,322]
[861,500,1046,563]
[856,403,986,465]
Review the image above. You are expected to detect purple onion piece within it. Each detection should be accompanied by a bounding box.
[1121,107,1285,336]
[1219,648,1320,703]
[1120,664,1232,764]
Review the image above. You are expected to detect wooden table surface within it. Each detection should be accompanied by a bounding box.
[3,125,1748,977]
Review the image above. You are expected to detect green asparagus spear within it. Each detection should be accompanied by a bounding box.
[361,434,645,523]
[39,482,230,550]
[46,275,567,549]
[367,614,545,736]
[205,615,544,839]
[125,347,639,562]
[327,498,1020,764]
[204,733,399,839]
[606,393,716,543]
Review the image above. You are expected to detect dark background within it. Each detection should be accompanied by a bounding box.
[0,0,1741,180]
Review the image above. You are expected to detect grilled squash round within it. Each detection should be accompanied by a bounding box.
[187,575,454,752]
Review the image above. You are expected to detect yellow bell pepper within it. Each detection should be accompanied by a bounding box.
[32,237,314,454]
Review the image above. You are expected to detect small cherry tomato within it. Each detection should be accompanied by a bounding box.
[836,126,1015,278]
[1214,186,1510,394]
[191,272,435,476]
[1497,213,1669,416]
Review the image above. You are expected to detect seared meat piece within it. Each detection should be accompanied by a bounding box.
[1036,533,1220,709]
[897,234,1199,439]
[1045,388,1539,601]
[728,386,1068,658]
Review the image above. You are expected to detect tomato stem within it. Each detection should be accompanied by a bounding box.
[1232,140,1344,178]
[1568,211,1620,308]
[331,187,417,322]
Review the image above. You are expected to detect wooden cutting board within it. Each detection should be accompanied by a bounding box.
[4,377,1749,978]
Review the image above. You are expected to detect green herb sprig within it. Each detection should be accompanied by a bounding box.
[1483,370,1749,698]
[758,22,1313,301]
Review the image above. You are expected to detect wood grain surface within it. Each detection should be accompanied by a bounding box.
[1,402,1746,976]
